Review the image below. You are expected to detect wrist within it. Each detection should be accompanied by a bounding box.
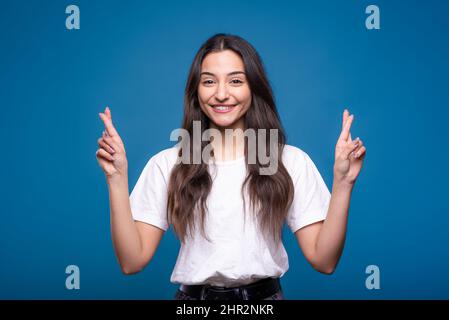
[106,172,129,188]
[332,176,355,192]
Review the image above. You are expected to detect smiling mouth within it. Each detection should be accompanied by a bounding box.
[210,104,238,113]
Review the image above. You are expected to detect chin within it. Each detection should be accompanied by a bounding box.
[210,118,238,128]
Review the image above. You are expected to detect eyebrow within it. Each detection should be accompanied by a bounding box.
[200,71,246,77]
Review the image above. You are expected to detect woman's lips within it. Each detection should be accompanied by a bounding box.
[210,104,237,114]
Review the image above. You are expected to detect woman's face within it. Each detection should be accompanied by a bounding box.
[198,50,252,130]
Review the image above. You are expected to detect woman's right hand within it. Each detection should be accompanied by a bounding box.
[96,106,128,179]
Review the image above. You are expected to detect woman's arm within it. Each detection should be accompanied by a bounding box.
[295,180,353,274]
[295,109,366,274]
[97,107,164,275]
[108,174,164,275]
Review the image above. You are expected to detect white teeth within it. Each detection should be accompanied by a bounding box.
[213,105,233,110]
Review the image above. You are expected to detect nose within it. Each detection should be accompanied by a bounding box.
[214,82,229,101]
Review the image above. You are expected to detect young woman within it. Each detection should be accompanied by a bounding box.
[96,34,366,300]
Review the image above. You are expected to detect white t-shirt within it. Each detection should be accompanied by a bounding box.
[129,144,331,287]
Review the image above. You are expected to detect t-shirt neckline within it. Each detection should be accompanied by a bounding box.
[209,155,246,166]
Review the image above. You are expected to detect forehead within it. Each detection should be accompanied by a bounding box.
[201,50,245,74]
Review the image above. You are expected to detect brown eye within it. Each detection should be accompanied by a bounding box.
[230,79,243,84]
[202,80,214,85]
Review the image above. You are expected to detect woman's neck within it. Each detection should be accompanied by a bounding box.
[209,119,246,161]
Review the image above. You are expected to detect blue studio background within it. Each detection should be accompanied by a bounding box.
[1,0,448,299]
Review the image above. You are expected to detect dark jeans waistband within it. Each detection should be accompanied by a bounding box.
[178,277,282,300]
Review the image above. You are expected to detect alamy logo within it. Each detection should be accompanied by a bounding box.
[66,5,80,30]
[365,5,380,30]
[365,265,381,290]
[65,265,80,290]
[170,121,279,175]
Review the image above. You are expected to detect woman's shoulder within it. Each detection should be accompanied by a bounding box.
[282,144,315,175]
[282,144,308,162]
[148,144,180,167]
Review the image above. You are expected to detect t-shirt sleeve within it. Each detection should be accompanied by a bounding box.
[286,150,331,233]
[129,152,170,231]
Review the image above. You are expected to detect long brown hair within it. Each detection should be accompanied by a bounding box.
[167,33,294,244]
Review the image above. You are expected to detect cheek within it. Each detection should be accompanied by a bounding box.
[198,86,215,105]
[235,87,252,107]
[197,86,206,103]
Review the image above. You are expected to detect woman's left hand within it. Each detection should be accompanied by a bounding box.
[333,109,366,185]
